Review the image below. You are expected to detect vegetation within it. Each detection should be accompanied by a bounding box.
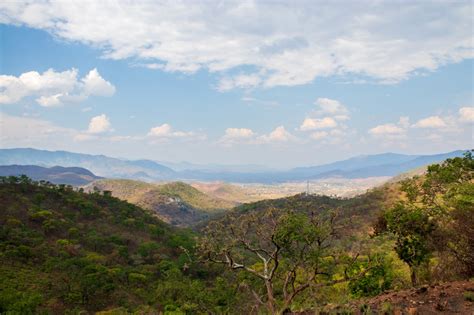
[0,151,472,314]
[199,208,381,314]
[0,176,237,313]
[89,179,236,226]
[376,151,474,283]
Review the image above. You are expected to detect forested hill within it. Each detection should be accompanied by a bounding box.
[232,181,402,234]
[0,176,235,314]
[87,179,236,226]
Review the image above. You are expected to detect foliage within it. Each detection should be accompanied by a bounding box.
[0,176,234,314]
[198,208,375,314]
[376,150,474,283]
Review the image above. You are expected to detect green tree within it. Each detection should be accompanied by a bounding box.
[378,150,474,283]
[198,208,369,314]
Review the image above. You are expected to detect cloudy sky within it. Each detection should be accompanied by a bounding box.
[0,1,473,167]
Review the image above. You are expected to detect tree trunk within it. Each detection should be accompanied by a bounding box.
[410,268,417,286]
[265,280,276,314]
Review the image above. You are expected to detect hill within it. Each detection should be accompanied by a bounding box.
[87,179,237,226]
[190,181,263,203]
[0,148,175,180]
[0,165,101,185]
[0,176,201,313]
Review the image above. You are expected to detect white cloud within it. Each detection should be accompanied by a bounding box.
[0,68,115,106]
[0,112,77,146]
[81,68,116,97]
[300,117,337,130]
[1,2,471,89]
[148,123,198,140]
[459,107,474,123]
[412,116,447,128]
[314,98,349,119]
[218,127,256,145]
[299,98,349,139]
[369,123,405,136]
[223,128,255,139]
[87,114,112,134]
[398,116,410,128]
[259,126,294,143]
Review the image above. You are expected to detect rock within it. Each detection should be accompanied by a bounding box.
[416,285,428,294]
[407,307,418,315]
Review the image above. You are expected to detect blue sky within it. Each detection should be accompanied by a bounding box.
[0,1,473,168]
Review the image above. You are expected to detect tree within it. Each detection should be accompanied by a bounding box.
[198,208,369,314]
[378,150,474,283]
[383,203,435,286]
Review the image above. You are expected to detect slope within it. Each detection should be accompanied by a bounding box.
[0,165,101,185]
[0,176,197,314]
[88,179,237,226]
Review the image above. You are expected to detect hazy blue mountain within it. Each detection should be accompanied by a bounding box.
[0,165,101,185]
[178,150,466,182]
[0,148,466,183]
[158,160,279,173]
[0,148,175,180]
[286,151,466,179]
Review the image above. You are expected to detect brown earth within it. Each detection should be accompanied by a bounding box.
[351,281,474,314]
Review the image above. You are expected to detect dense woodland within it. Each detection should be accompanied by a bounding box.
[0,151,472,314]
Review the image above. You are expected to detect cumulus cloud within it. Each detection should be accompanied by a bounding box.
[299,98,350,143]
[459,107,474,123]
[0,68,115,106]
[1,2,471,89]
[300,117,338,130]
[148,123,200,140]
[87,114,112,134]
[369,123,405,136]
[259,126,294,143]
[314,98,349,120]
[219,126,295,145]
[412,116,447,128]
[218,127,256,145]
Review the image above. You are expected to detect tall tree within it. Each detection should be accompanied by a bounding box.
[198,208,371,314]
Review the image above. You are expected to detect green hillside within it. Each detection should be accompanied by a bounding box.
[87,179,237,226]
[0,176,237,314]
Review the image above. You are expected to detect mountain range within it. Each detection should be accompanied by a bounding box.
[0,165,101,185]
[0,148,467,183]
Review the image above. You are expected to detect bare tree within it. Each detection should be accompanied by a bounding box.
[198,208,371,314]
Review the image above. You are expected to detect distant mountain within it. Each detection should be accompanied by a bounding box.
[288,151,467,180]
[0,165,101,185]
[159,161,278,173]
[179,150,466,183]
[0,148,175,180]
[86,179,237,226]
[0,148,467,183]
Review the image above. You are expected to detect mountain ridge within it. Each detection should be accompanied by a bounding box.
[0,164,102,185]
[0,147,467,183]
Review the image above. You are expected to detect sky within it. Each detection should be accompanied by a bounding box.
[0,1,473,168]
